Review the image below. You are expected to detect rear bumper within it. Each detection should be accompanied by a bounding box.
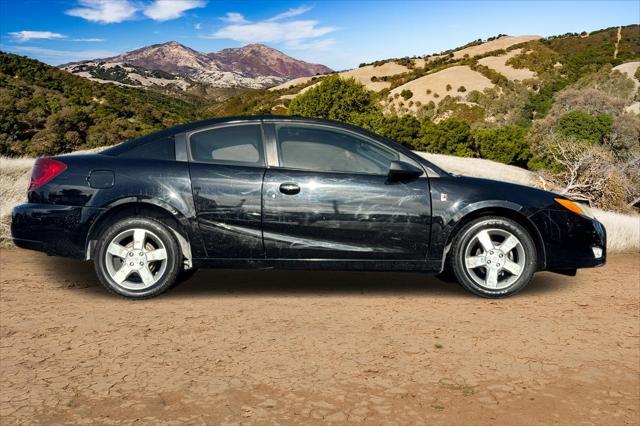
[529,209,606,270]
[11,203,99,259]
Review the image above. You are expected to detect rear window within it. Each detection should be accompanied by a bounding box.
[189,124,264,166]
[117,136,176,161]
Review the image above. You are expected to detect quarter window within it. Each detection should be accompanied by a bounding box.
[189,124,264,166]
[275,124,399,175]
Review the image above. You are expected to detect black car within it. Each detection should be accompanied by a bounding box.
[11,116,606,299]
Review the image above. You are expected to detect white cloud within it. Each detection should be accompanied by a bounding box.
[7,45,116,64]
[212,20,334,44]
[194,23,202,30]
[220,12,249,24]
[143,0,206,22]
[267,5,313,22]
[71,38,105,42]
[65,0,137,24]
[285,38,335,51]
[210,6,335,46]
[8,31,66,41]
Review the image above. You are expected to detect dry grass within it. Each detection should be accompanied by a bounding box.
[2,153,638,253]
[591,209,640,253]
[339,62,411,92]
[268,76,319,91]
[272,61,419,95]
[452,35,541,59]
[387,65,494,111]
[612,61,640,89]
[478,49,537,81]
[0,156,33,247]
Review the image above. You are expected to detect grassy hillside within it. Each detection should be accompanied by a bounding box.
[0,52,200,156]
[265,25,639,122]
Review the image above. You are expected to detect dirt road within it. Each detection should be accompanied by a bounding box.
[1,249,638,425]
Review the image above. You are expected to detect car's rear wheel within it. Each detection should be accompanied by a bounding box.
[94,217,181,299]
[451,216,537,298]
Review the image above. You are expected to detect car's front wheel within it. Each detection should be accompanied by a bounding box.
[451,216,537,298]
[94,217,181,299]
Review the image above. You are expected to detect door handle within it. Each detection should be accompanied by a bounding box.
[279,182,300,195]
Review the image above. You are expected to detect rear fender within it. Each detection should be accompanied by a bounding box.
[85,197,202,264]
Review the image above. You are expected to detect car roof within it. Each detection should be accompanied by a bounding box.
[101,116,344,155]
[101,115,449,176]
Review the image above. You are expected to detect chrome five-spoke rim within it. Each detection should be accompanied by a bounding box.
[104,228,167,290]
[464,228,525,290]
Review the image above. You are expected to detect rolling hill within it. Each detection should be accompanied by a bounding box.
[270,26,639,119]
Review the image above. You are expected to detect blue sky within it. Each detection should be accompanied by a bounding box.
[0,1,637,70]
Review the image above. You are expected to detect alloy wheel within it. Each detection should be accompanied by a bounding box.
[463,228,526,290]
[104,228,168,290]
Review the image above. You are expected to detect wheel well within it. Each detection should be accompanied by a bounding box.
[445,207,546,270]
[86,203,192,265]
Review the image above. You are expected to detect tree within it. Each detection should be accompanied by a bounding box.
[288,75,377,123]
[557,111,613,144]
[400,89,413,100]
[474,125,530,166]
[534,134,629,208]
[353,113,421,149]
[419,118,475,157]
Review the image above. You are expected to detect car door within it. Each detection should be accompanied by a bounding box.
[262,122,431,261]
[187,122,266,258]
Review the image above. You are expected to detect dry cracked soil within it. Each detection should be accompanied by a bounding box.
[1,248,639,425]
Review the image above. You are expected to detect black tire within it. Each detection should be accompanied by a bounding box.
[451,216,537,298]
[94,217,181,299]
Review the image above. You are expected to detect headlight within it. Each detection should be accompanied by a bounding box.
[554,198,595,219]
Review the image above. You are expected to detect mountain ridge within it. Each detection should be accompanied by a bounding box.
[60,41,332,89]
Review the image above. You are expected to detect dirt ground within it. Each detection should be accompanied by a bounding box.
[0,249,638,425]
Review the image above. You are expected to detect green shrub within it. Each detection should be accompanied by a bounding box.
[557,111,613,144]
[474,125,530,166]
[458,86,467,92]
[400,89,413,100]
[446,84,452,91]
[288,75,377,122]
[419,118,475,156]
[353,113,422,149]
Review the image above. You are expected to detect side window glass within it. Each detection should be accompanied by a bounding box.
[119,136,176,160]
[189,124,264,166]
[275,124,399,174]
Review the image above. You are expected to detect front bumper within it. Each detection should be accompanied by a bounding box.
[11,203,100,259]
[529,209,606,270]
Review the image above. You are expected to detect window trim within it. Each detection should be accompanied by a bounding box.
[270,122,420,177]
[186,122,267,168]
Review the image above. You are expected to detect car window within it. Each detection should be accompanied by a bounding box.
[189,124,264,166]
[118,135,176,161]
[275,124,399,175]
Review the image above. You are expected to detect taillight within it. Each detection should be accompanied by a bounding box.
[28,158,67,191]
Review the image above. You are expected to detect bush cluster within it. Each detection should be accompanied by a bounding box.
[288,76,533,166]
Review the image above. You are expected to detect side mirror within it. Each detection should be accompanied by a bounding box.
[387,160,424,182]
